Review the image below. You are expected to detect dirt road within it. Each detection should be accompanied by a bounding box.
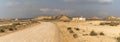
[0,22,60,42]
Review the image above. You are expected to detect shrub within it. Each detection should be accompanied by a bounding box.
[89,23,92,24]
[69,30,74,33]
[100,32,104,36]
[67,27,74,33]
[100,23,105,25]
[117,37,120,42]
[73,34,78,38]
[0,29,5,33]
[74,28,80,31]
[83,34,88,36]
[67,27,72,30]
[90,31,97,36]
[100,22,119,26]
[13,23,21,25]
[8,28,17,31]
[9,28,14,31]
[110,22,119,26]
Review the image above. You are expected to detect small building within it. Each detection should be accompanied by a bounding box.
[72,16,86,22]
[105,16,116,20]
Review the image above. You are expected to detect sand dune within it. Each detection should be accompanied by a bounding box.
[0,22,60,42]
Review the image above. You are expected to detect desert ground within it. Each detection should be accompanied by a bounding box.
[0,21,120,42]
[54,21,120,42]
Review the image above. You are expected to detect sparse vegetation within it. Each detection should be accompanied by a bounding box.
[83,34,88,36]
[73,34,78,38]
[13,23,21,26]
[67,27,72,30]
[90,31,97,36]
[0,29,5,33]
[100,22,119,26]
[99,32,104,36]
[117,37,120,42]
[8,28,17,31]
[0,20,35,34]
[74,28,80,31]
[69,30,74,33]
[110,22,119,26]
[67,27,74,33]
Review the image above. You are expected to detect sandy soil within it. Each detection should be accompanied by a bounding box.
[0,22,60,42]
[0,21,119,42]
[54,21,119,42]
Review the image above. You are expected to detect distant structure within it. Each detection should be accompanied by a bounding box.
[72,16,86,22]
[105,16,116,20]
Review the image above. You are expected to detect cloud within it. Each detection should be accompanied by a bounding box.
[40,8,74,14]
[63,0,113,4]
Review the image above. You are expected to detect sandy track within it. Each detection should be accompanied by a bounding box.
[0,22,60,42]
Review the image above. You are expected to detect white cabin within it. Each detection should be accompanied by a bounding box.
[72,16,86,22]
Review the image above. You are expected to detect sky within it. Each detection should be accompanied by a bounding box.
[0,0,120,18]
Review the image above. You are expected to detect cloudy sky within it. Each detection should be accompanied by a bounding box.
[0,0,120,18]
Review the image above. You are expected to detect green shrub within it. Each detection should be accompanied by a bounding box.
[90,31,97,36]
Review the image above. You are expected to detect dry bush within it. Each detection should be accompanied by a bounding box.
[99,32,104,36]
[100,22,119,26]
[117,37,120,42]
[8,28,17,31]
[90,31,97,36]
[74,28,80,31]
[73,34,78,38]
[83,34,88,36]
[0,29,5,33]
[67,27,72,30]
[67,27,74,33]
[69,30,74,33]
